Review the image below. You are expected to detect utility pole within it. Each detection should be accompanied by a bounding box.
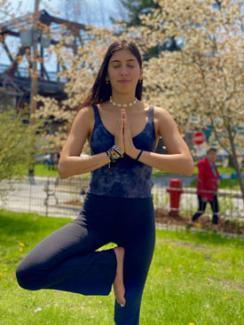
[30,0,41,124]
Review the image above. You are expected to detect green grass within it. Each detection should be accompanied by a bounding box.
[26,164,90,179]
[153,167,240,189]
[34,164,59,177]
[152,166,237,177]
[11,164,59,178]
[0,209,243,325]
[23,164,237,179]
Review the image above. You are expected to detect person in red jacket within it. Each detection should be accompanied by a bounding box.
[192,147,220,224]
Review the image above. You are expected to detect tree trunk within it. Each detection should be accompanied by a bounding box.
[227,124,244,206]
[30,0,40,124]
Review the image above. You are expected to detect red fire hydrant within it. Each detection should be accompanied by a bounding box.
[167,178,183,217]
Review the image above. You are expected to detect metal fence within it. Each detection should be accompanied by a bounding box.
[0,176,243,220]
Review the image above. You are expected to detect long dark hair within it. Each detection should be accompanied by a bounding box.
[81,40,143,107]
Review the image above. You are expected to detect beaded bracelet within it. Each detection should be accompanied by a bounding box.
[106,145,123,167]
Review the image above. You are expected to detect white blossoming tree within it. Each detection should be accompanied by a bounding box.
[5,0,242,202]
[123,0,244,201]
[34,27,116,153]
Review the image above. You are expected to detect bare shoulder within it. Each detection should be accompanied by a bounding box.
[72,106,93,133]
[75,106,93,122]
[153,106,177,136]
[153,106,173,120]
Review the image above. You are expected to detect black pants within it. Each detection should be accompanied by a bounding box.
[192,194,219,224]
[16,193,155,325]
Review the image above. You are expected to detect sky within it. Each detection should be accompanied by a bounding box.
[0,0,127,66]
[2,0,127,27]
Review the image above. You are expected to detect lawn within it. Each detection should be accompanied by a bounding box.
[34,164,59,178]
[0,209,243,325]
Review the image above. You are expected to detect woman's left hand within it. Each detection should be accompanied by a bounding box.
[122,109,139,159]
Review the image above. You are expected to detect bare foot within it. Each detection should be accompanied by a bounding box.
[113,247,126,307]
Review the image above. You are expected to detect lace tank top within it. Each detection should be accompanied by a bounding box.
[87,105,156,198]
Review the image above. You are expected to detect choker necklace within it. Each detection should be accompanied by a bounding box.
[109,97,137,108]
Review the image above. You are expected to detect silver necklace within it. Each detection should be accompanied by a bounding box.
[109,97,137,108]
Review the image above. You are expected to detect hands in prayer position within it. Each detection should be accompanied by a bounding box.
[115,109,138,159]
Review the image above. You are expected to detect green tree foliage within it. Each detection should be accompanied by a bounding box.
[0,110,36,181]
[119,0,181,57]
[120,0,159,26]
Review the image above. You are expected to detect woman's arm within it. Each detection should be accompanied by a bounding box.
[126,107,194,176]
[58,107,110,178]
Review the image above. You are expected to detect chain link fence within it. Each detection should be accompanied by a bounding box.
[0,176,243,220]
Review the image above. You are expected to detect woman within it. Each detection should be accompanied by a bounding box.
[16,40,194,324]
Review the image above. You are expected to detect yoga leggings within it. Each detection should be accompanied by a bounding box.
[16,193,155,325]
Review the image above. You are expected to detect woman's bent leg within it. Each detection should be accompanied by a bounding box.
[16,218,116,295]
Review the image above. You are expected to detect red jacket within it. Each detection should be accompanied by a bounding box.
[196,157,220,201]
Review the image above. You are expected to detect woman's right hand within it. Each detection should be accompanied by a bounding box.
[114,110,125,155]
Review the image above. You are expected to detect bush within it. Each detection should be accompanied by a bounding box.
[0,109,36,181]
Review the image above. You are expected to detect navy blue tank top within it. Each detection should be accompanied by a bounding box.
[87,105,156,198]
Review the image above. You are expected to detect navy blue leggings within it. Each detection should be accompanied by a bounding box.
[16,193,155,325]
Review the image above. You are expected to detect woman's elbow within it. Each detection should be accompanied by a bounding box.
[58,160,69,178]
[183,157,194,176]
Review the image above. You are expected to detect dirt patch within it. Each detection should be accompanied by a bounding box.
[207,277,244,293]
[155,208,244,235]
[64,200,82,206]
[60,202,244,235]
